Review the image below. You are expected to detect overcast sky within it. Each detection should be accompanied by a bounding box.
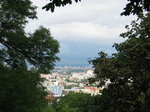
[26,0,136,66]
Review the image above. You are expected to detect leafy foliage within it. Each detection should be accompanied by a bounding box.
[26,26,60,73]
[42,0,81,12]
[42,0,150,16]
[0,64,47,112]
[89,13,150,112]
[0,1,60,73]
[0,0,37,69]
[121,0,150,16]
[0,0,60,112]
[0,0,37,32]
[50,92,102,112]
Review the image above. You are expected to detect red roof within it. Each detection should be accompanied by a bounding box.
[85,87,97,90]
[45,93,55,100]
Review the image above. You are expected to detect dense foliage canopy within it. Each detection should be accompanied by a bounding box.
[0,0,60,112]
[0,64,47,112]
[89,13,150,112]
[49,92,102,112]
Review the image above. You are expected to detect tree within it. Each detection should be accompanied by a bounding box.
[0,0,60,73]
[0,0,60,112]
[50,92,101,112]
[42,0,150,16]
[89,13,150,112]
[26,26,60,73]
[0,64,47,112]
[42,106,56,112]
[0,0,37,38]
[0,0,34,68]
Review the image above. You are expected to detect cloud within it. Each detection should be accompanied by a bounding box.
[50,22,125,41]
[26,0,137,65]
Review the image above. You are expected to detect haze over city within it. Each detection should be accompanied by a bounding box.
[26,0,136,66]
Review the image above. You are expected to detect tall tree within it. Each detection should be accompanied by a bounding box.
[0,0,36,68]
[0,0,60,112]
[89,13,150,112]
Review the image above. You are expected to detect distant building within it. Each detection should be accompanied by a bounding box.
[84,87,101,95]
[62,90,69,96]
[48,85,62,96]
[83,70,95,78]
[61,86,101,96]
[86,70,94,75]
[72,73,84,79]
[45,92,55,102]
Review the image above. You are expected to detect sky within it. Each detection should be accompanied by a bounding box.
[26,0,136,66]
